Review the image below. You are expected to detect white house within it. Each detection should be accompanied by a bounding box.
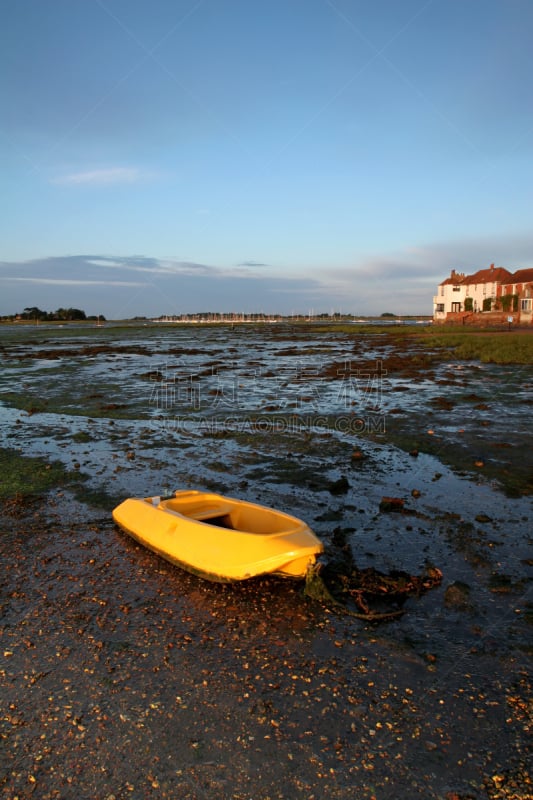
[433,269,467,320]
[433,264,533,323]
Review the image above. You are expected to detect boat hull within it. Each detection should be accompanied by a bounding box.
[112,490,323,582]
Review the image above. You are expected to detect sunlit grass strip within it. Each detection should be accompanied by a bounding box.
[420,332,533,364]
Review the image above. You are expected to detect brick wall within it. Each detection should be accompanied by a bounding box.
[435,311,521,327]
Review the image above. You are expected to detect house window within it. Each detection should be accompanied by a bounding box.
[452,286,461,292]
[451,302,461,312]
[435,303,445,313]
[521,298,532,312]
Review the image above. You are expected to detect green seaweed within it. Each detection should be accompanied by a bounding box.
[0,447,82,500]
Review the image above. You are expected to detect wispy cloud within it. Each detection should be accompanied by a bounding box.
[0,277,145,287]
[0,254,326,317]
[52,167,147,186]
[318,233,533,290]
[87,256,217,276]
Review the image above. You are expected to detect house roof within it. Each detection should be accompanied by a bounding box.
[509,268,533,284]
[440,269,465,286]
[440,264,533,288]
[460,266,513,285]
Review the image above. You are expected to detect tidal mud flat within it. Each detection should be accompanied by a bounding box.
[0,322,531,799]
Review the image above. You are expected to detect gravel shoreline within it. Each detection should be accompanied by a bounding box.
[1,492,531,800]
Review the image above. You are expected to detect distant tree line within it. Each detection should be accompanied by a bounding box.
[1,306,106,322]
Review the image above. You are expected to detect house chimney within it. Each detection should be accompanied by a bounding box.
[490,263,494,270]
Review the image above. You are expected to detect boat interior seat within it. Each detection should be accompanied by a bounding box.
[159,498,234,521]
[184,505,234,521]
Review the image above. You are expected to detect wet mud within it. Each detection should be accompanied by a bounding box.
[0,323,532,799]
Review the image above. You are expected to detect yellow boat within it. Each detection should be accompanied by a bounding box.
[112,489,323,582]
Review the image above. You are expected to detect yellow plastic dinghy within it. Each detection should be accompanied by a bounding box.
[112,489,324,582]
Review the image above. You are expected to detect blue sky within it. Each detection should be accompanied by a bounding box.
[1,0,532,318]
